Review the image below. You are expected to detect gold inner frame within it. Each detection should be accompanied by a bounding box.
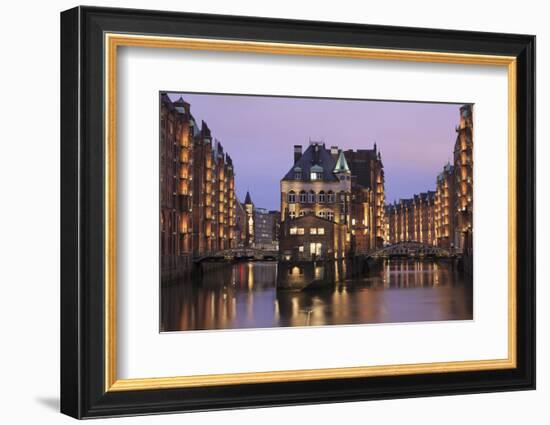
[104,33,517,392]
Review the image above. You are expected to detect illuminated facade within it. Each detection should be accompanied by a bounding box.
[454,104,474,252]
[192,124,236,254]
[435,163,456,248]
[161,93,237,279]
[234,199,247,248]
[385,104,473,253]
[243,191,254,247]
[160,94,195,279]
[279,214,348,260]
[280,142,352,225]
[279,141,386,258]
[345,146,386,250]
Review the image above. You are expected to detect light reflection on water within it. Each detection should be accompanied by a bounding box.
[160,259,472,332]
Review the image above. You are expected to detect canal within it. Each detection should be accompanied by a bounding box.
[160,259,473,332]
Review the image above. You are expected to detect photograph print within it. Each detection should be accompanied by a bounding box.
[159,92,474,332]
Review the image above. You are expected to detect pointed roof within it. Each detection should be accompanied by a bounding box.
[333,150,350,173]
[244,190,253,205]
[282,143,339,182]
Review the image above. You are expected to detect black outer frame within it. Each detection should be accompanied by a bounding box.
[60,6,535,419]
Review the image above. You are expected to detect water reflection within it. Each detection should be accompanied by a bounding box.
[161,259,472,332]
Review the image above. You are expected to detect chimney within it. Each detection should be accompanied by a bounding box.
[294,145,302,163]
[330,145,339,160]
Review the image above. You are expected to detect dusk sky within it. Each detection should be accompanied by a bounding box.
[167,92,463,211]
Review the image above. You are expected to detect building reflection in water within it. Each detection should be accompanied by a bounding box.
[161,259,472,332]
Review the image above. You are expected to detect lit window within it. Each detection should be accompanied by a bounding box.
[327,211,334,221]
[318,228,325,235]
[310,172,324,180]
[310,228,317,235]
[289,211,296,219]
[290,227,298,235]
[298,245,304,252]
[297,228,305,235]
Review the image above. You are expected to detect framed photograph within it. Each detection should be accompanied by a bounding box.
[60,6,535,419]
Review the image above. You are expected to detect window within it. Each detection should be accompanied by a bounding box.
[318,211,326,218]
[327,191,335,203]
[297,228,305,235]
[318,228,325,235]
[290,227,297,235]
[288,191,296,203]
[298,245,304,252]
[299,191,307,203]
[308,191,315,203]
[289,211,296,219]
[310,228,317,235]
[310,171,323,180]
[294,171,302,180]
[310,242,322,256]
[327,211,334,222]
[318,191,326,203]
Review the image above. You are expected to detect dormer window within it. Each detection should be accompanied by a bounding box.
[294,171,302,180]
[310,171,323,180]
[310,165,323,181]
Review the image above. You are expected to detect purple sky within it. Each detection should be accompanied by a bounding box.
[167,93,463,211]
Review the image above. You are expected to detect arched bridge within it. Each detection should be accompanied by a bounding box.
[367,241,452,259]
[194,247,279,263]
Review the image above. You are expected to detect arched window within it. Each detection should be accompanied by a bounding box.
[299,190,307,203]
[308,191,315,203]
[327,211,334,221]
[327,191,335,203]
[287,191,296,203]
[318,191,326,203]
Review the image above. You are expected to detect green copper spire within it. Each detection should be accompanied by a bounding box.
[333,150,350,174]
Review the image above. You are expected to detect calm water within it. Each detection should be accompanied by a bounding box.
[160,259,472,332]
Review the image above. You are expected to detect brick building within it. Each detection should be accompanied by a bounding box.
[345,145,386,251]
[279,214,348,260]
[160,93,238,279]
[384,104,473,253]
[454,104,474,252]
[279,141,386,259]
[435,163,456,248]
[160,94,195,279]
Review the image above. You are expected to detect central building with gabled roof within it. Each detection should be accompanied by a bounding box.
[280,141,352,260]
[280,140,387,260]
[280,142,352,225]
